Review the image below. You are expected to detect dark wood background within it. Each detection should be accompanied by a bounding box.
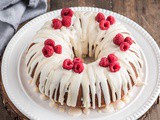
[0,0,160,120]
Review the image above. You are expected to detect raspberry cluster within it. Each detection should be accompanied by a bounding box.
[99,54,121,72]
[52,8,73,29]
[42,39,62,57]
[63,58,84,74]
[95,13,116,30]
[52,19,62,29]
[113,33,133,51]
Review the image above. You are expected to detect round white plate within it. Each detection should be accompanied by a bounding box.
[1,7,160,120]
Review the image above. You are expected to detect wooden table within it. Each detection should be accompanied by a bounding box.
[0,0,160,120]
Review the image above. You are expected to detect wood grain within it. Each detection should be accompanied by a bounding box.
[0,0,160,120]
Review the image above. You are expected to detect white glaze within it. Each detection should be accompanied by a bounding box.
[40,94,49,101]
[26,11,144,110]
[49,101,55,108]
[59,106,65,113]
[34,87,39,93]
[83,108,90,115]
[53,103,59,109]
[102,104,114,113]
[28,79,32,84]
[114,100,125,110]
[122,96,130,103]
[68,108,82,117]
[49,100,59,108]
[97,109,102,113]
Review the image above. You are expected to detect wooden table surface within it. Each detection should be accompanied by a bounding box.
[0,0,160,120]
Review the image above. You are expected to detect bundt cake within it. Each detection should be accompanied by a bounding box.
[25,8,144,110]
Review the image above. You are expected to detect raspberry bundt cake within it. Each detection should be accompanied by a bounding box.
[26,8,144,111]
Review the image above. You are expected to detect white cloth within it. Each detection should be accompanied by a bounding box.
[0,0,47,56]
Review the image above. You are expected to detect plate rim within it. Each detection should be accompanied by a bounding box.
[1,7,160,120]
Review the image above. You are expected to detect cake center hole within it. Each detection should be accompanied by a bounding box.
[82,55,95,64]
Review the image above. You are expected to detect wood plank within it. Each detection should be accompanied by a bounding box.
[50,0,112,10]
[78,0,112,10]
[50,0,78,10]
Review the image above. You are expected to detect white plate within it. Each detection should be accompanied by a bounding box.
[1,7,160,120]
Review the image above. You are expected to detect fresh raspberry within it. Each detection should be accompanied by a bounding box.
[63,59,74,70]
[99,57,110,67]
[106,15,116,25]
[99,20,110,30]
[113,33,124,45]
[73,62,84,74]
[73,58,83,64]
[52,19,62,29]
[62,16,72,27]
[44,39,55,48]
[95,12,105,23]
[54,45,62,54]
[109,62,121,72]
[61,8,74,17]
[120,42,130,51]
[124,37,133,45]
[107,54,118,63]
[42,45,54,57]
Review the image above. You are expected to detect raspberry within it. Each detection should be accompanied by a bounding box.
[63,59,74,70]
[62,16,72,27]
[73,62,84,74]
[52,19,62,29]
[120,42,130,51]
[99,20,110,30]
[113,33,124,45]
[99,57,110,67]
[109,62,121,72]
[106,15,116,25]
[124,37,133,45]
[107,54,118,63]
[73,58,83,64]
[54,45,62,54]
[42,45,54,57]
[61,8,74,17]
[95,12,105,23]
[44,39,55,48]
